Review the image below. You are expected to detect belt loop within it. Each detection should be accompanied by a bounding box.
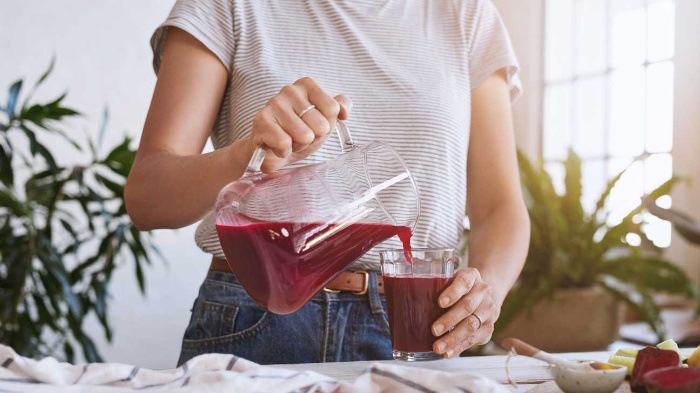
[367,272,384,314]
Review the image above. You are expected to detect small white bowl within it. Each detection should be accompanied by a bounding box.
[550,361,627,393]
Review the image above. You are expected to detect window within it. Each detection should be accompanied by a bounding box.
[542,0,675,247]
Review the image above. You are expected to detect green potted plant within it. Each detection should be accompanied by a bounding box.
[487,150,698,352]
[0,61,159,362]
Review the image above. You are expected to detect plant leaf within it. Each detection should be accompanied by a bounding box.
[517,151,557,275]
[596,206,643,257]
[37,271,62,319]
[21,57,55,111]
[594,168,626,217]
[562,150,584,223]
[19,93,80,129]
[63,342,75,364]
[97,108,109,154]
[25,169,62,206]
[101,137,134,178]
[0,187,25,214]
[31,294,58,330]
[0,143,14,187]
[37,250,83,321]
[6,80,22,120]
[600,256,699,297]
[600,281,664,342]
[645,176,683,201]
[78,333,102,363]
[92,279,112,342]
[134,255,146,294]
[69,256,100,284]
[19,125,58,170]
[35,58,55,87]
[94,173,125,197]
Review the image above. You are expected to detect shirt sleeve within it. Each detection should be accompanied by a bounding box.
[150,0,235,74]
[467,0,523,102]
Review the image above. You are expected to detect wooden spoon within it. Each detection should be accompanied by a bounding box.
[500,338,593,370]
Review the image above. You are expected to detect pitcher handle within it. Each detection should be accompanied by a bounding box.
[335,120,355,153]
[244,120,356,176]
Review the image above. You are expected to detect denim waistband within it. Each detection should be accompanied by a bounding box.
[204,270,386,313]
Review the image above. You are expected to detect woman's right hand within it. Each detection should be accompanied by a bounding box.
[244,77,353,173]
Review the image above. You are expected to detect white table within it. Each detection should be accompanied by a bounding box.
[279,349,694,392]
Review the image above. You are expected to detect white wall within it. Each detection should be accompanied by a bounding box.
[667,0,700,282]
[0,0,210,368]
[492,0,544,158]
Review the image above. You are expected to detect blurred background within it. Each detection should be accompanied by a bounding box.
[1,0,698,369]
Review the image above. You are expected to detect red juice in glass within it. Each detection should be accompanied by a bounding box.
[380,248,456,361]
[384,275,454,353]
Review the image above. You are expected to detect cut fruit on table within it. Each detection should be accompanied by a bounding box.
[656,338,686,360]
[615,348,639,358]
[688,344,700,368]
[643,366,700,393]
[603,339,700,393]
[630,346,680,392]
[607,339,688,375]
[608,354,636,375]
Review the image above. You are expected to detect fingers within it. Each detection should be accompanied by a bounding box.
[433,299,497,359]
[438,268,479,309]
[276,83,327,151]
[432,278,488,337]
[250,110,293,159]
[334,94,353,120]
[431,268,500,359]
[251,77,350,161]
[294,77,341,121]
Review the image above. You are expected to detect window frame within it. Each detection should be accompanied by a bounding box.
[492,0,700,279]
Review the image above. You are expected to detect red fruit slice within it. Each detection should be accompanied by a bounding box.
[630,346,680,392]
[643,366,700,393]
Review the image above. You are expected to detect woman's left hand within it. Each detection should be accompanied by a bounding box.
[431,267,499,358]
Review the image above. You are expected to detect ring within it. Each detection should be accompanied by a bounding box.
[472,313,483,330]
[298,104,316,119]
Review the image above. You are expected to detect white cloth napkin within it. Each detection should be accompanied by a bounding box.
[0,345,509,392]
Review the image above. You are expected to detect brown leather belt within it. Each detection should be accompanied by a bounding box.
[210,257,384,295]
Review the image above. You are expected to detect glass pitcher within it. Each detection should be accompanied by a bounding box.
[214,121,420,314]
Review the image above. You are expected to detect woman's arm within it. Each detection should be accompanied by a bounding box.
[125,27,235,230]
[465,69,529,307]
[431,70,530,358]
[125,28,350,230]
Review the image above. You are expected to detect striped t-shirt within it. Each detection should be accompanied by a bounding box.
[151,0,522,270]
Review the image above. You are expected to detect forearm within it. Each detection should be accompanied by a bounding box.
[467,199,530,309]
[125,138,250,230]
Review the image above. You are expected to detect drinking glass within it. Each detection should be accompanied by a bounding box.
[380,248,456,361]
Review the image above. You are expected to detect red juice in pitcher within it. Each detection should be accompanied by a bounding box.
[216,218,412,314]
[383,275,454,353]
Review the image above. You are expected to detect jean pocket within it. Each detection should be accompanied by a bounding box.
[182,298,271,348]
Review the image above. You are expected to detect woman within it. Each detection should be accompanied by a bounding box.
[125,0,530,365]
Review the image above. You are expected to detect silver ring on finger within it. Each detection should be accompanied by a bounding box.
[472,313,483,330]
[298,104,316,119]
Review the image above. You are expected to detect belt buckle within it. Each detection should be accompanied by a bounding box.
[352,270,369,296]
[323,287,341,293]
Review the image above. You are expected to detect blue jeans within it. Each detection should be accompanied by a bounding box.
[177,271,393,365]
